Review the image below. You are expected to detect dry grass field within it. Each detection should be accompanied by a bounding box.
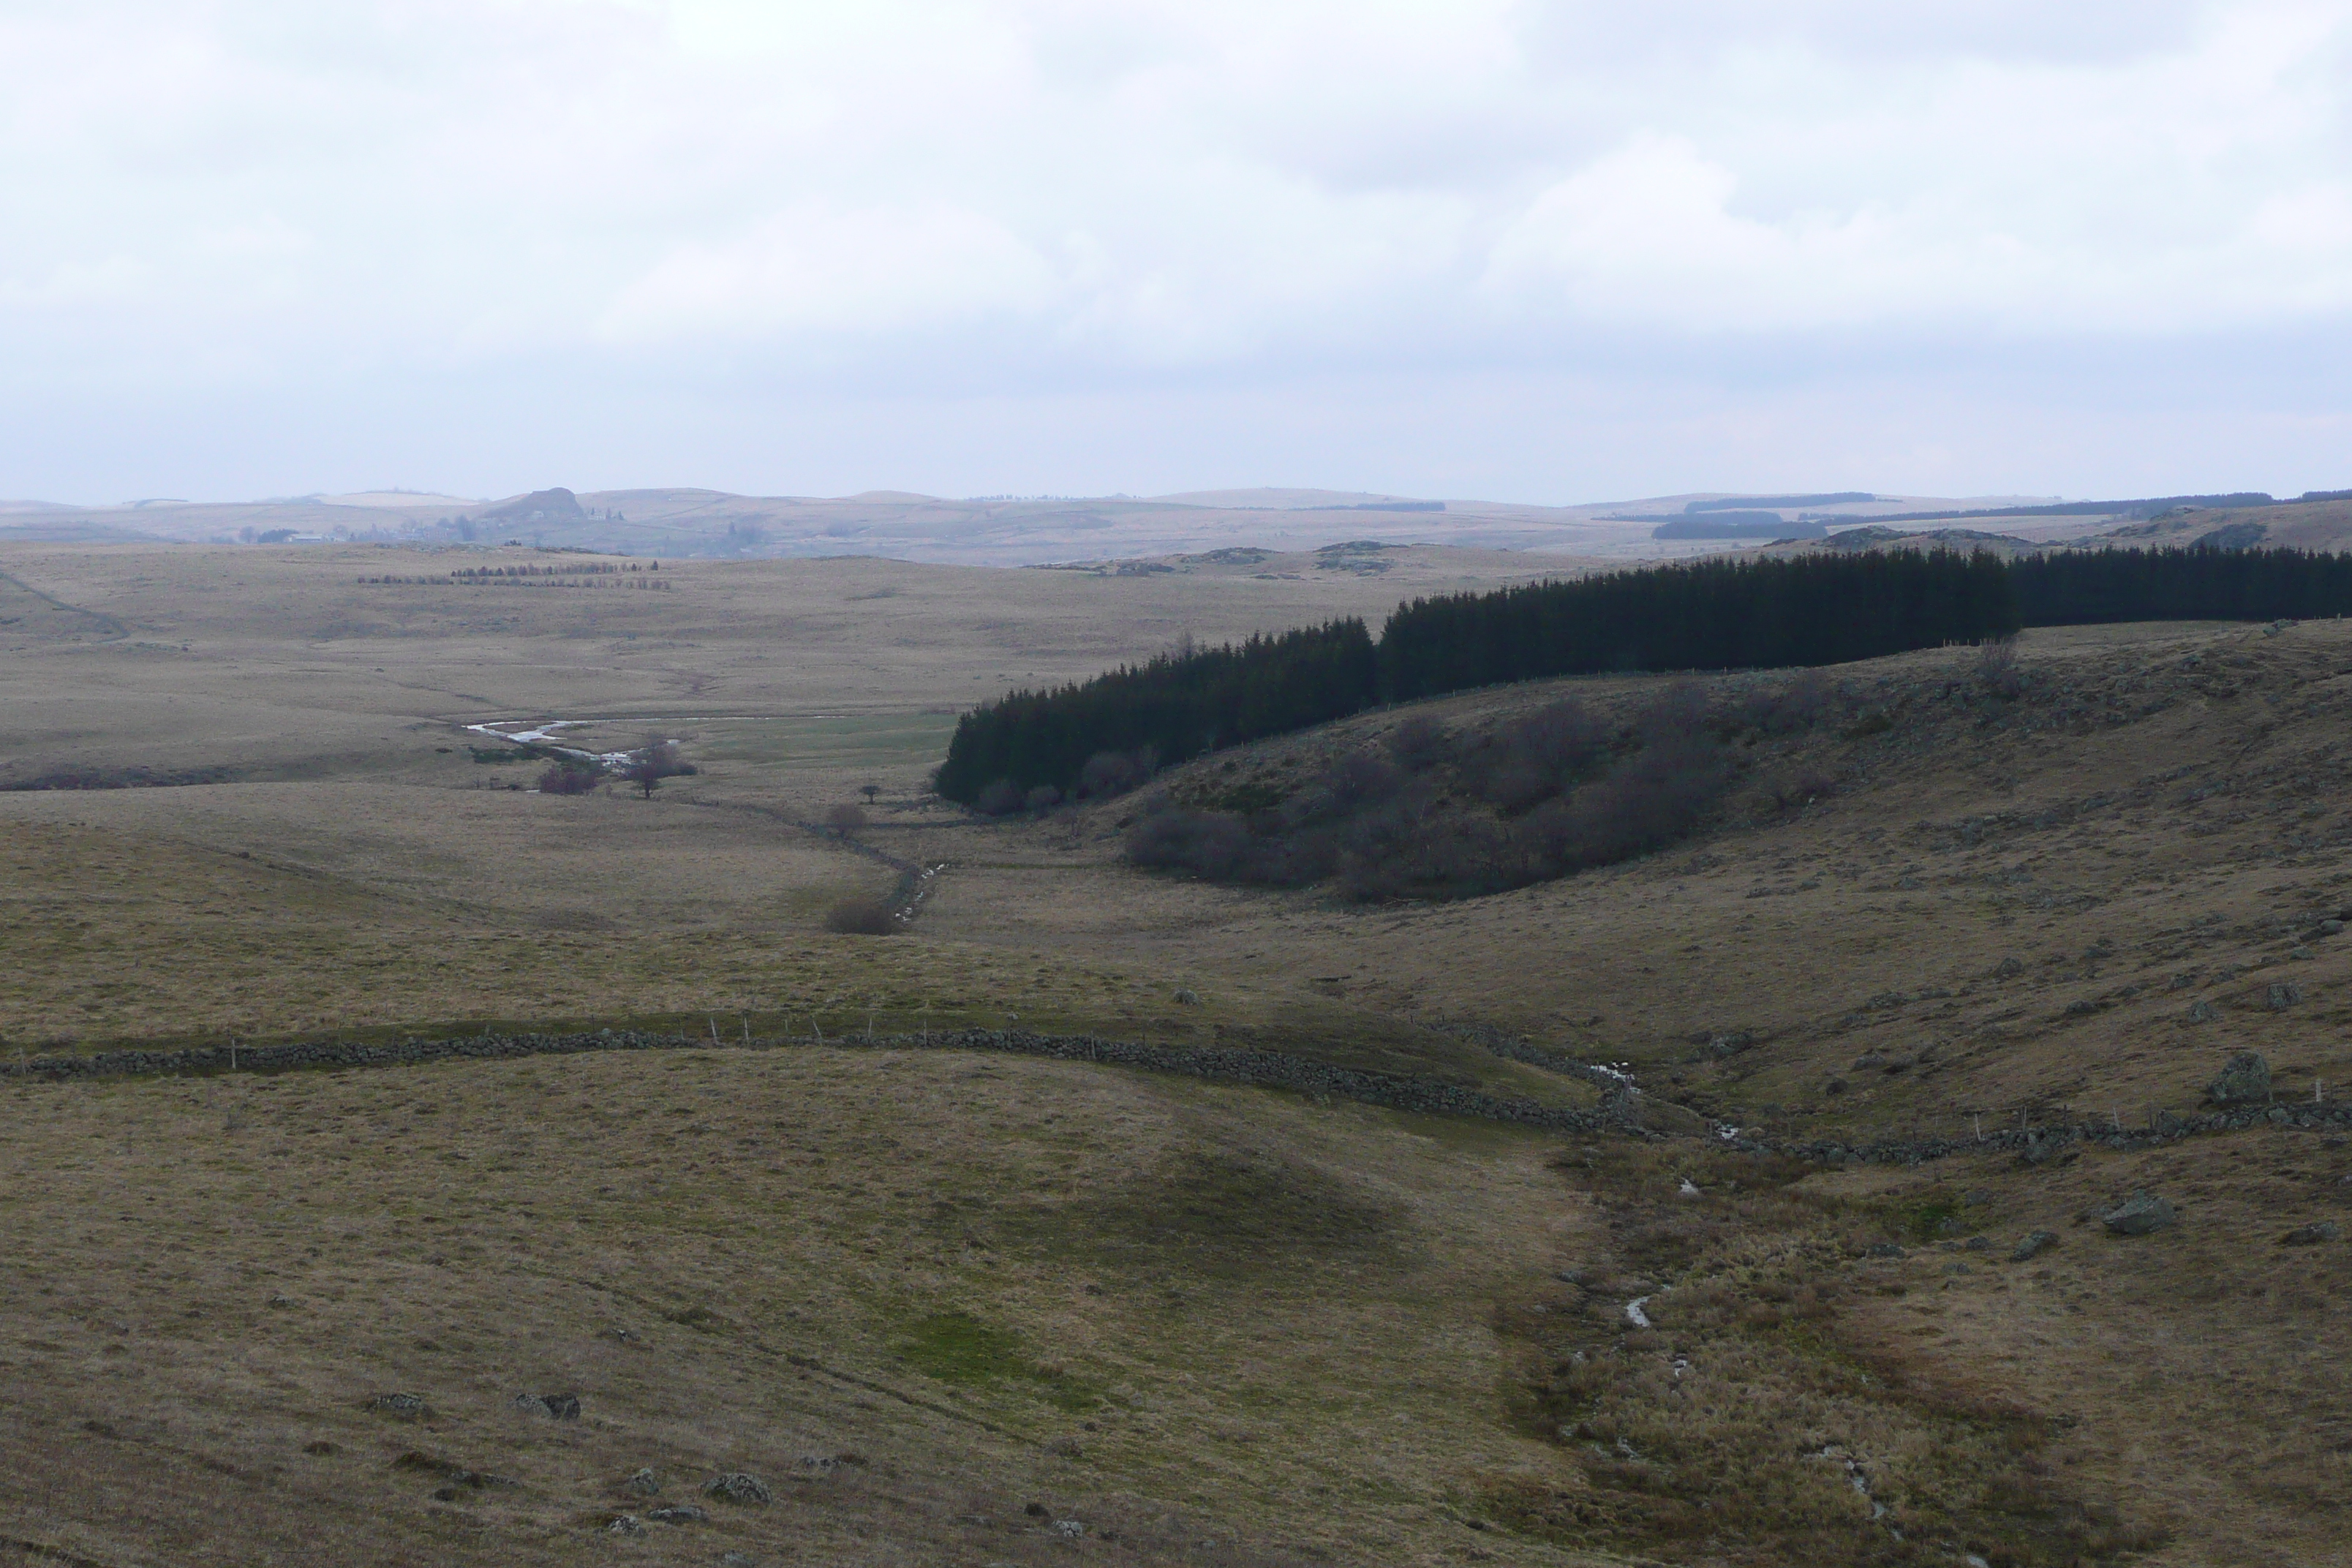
[3,540,2349,1566]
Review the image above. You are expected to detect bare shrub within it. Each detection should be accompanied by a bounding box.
[1024,784,1062,812]
[620,736,687,799]
[1530,733,1730,870]
[536,761,600,795]
[1468,698,1610,813]
[1977,634,2024,698]
[1077,747,1157,799]
[973,778,1025,815]
[1126,807,1253,878]
[824,804,868,833]
[1735,670,1834,735]
[1388,715,1455,772]
[1760,766,1838,813]
[823,897,897,935]
[1125,804,1329,885]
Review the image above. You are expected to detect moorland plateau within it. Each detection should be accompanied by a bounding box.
[1,534,2348,1567]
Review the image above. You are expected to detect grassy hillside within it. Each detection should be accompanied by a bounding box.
[4,540,2349,1564]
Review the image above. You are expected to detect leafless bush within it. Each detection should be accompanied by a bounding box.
[536,761,600,795]
[1388,715,1455,772]
[1467,698,1610,813]
[824,804,868,833]
[1125,803,1333,885]
[1760,766,1839,813]
[823,897,897,935]
[1077,747,1157,799]
[973,778,1025,815]
[1977,635,2024,698]
[620,735,688,799]
[1734,670,1835,735]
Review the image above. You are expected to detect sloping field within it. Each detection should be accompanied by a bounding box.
[4,540,2349,1564]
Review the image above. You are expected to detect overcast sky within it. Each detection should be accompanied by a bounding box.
[5,1,2351,505]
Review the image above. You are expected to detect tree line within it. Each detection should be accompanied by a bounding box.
[933,544,2348,807]
[931,622,1379,806]
[2012,544,2352,625]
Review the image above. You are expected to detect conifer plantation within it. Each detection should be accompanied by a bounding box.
[936,543,2352,811]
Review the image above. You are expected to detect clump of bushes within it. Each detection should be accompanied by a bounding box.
[970,747,1158,817]
[536,759,601,795]
[823,897,897,935]
[1126,676,1842,902]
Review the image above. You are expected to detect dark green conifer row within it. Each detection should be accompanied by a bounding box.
[2013,545,2352,625]
[932,545,2351,805]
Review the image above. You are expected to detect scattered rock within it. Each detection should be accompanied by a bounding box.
[2321,919,2345,937]
[2011,1231,2059,1262]
[717,1554,758,1568]
[702,1472,774,1505]
[1054,1519,1088,1537]
[1824,1077,1849,1096]
[2185,999,2218,1022]
[268,1294,296,1309]
[2267,982,2303,1011]
[606,1513,644,1535]
[796,1453,839,1474]
[1172,987,1202,1006]
[509,1394,552,1420]
[1043,1436,1083,1458]
[1865,1242,1904,1259]
[2207,1051,2272,1106]
[371,1393,430,1420]
[1995,957,2024,979]
[2282,1221,2340,1245]
[623,1467,660,1496]
[1025,1502,1049,1518]
[2101,1191,2176,1237]
[540,1392,581,1420]
[1964,1235,1991,1251]
[648,1504,708,1524]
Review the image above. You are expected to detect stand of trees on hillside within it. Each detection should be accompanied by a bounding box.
[935,550,2008,807]
[2013,545,2352,625]
[932,621,1377,807]
[933,543,2352,811]
[1378,549,2014,701]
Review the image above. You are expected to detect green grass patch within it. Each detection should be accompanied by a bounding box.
[893,1310,1098,1411]
[1890,1192,1966,1244]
